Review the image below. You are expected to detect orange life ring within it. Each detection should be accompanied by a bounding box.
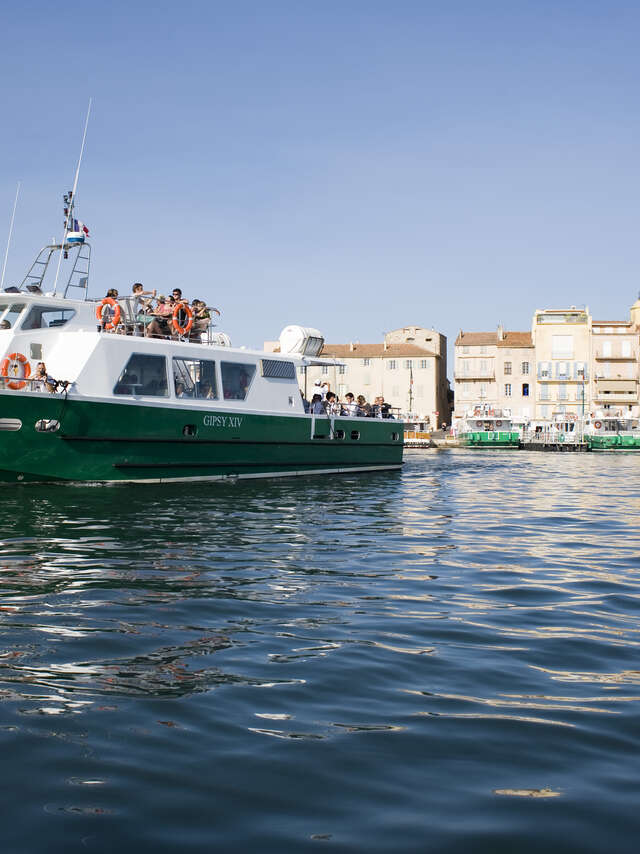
[96,297,121,330]
[172,302,193,335]
[594,420,602,429]
[1,352,31,390]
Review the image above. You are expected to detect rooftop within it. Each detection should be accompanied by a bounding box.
[320,343,439,358]
[455,330,533,348]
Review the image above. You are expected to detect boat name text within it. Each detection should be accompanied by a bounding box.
[203,415,243,428]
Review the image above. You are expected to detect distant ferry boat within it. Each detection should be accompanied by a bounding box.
[0,201,403,484]
[458,405,520,448]
[583,412,640,451]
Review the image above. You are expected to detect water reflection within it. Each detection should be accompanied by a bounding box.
[2,454,640,851]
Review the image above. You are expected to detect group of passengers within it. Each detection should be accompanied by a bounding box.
[100,284,218,341]
[303,382,393,418]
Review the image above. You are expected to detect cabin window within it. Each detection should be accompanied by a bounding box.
[0,302,26,330]
[114,353,168,396]
[221,362,256,401]
[22,305,76,330]
[173,358,218,399]
[261,359,296,379]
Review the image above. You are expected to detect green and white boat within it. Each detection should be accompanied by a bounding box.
[458,405,520,448]
[583,412,640,451]
[0,210,403,484]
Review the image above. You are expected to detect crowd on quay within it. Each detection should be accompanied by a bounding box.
[302,381,395,418]
[99,283,219,341]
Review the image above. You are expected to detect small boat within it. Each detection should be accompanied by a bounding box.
[0,198,403,484]
[583,411,640,451]
[458,404,520,448]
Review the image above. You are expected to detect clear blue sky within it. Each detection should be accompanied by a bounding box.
[2,0,640,351]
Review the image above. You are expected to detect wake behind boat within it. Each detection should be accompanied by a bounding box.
[0,197,403,484]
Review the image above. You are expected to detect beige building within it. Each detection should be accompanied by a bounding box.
[454,299,640,425]
[301,326,449,425]
[454,327,535,422]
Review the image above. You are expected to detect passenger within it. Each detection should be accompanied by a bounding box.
[325,391,341,415]
[99,288,119,328]
[310,393,324,414]
[32,362,48,392]
[379,396,392,419]
[343,392,357,416]
[0,319,10,329]
[301,390,310,413]
[146,295,173,339]
[175,381,186,398]
[356,394,371,417]
[199,380,215,399]
[189,299,211,341]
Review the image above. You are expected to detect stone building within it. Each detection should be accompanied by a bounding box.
[453,299,640,426]
[300,326,449,425]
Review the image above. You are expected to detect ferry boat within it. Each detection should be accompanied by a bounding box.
[583,411,640,451]
[0,201,403,484]
[458,405,520,448]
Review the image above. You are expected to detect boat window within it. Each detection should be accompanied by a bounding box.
[0,302,26,329]
[221,361,256,400]
[114,353,168,396]
[22,305,76,330]
[173,358,218,399]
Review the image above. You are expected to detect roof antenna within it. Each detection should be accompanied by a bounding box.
[53,98,92,296]
[0,181,21,291]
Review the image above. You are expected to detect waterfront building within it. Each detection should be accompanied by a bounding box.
[295,326,449,425]
[453,299,640,426]
[454,326,535,423]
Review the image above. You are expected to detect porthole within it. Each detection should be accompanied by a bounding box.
[335,429,345,440]
[0,418,22,431]
[391,432,400,441]
[350,430,360,440]
[182,424,198,437]
[35,419,60,433]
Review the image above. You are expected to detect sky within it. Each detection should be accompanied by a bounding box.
[1,0,640,354]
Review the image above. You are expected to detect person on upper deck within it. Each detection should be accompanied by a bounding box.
[310,393,324,414]
[356,395,371,417]
[145,295,174,339]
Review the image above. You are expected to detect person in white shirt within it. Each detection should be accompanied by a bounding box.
[343,392,357,416]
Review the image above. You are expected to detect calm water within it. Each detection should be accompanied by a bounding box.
[2,450,640,853]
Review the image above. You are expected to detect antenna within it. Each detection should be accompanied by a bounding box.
[0,182,21,291]
[53,98,92,295]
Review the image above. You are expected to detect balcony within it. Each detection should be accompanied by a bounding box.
[594,352,636,361]
[454,372,495,381]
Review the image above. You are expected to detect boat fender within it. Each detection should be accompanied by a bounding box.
[1,352,31,390]
[96,297,121,330]
[172,303,193,336]
[594,420,602,429]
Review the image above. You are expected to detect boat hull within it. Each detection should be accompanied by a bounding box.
[586,435,640,451]
[0,391,403,483]
[459,431,520,448]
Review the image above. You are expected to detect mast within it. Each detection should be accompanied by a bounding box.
[52,98,92,295]
[0,182,20,291]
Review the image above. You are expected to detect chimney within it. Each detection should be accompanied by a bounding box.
[497,323,504,341]
[383,340,388,351]
[349,341,355,351]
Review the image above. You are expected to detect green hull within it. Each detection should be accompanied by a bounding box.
[459,431,520,448]
[0,392,403,483]
[586,435,640,451]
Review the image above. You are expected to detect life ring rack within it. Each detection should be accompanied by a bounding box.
[172,303,193,336]
[1,352,31,390]
[96,297,121,330]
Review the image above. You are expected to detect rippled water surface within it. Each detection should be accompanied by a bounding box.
[2,450,640,852]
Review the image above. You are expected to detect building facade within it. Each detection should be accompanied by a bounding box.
[453,299,640,426]
[299,326,449,425]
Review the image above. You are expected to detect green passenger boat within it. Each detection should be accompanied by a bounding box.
[458,406,520,448]
[583,414,640,451]
[0,214,403,484]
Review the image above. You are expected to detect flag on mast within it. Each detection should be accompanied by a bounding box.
[72,218,90,236]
